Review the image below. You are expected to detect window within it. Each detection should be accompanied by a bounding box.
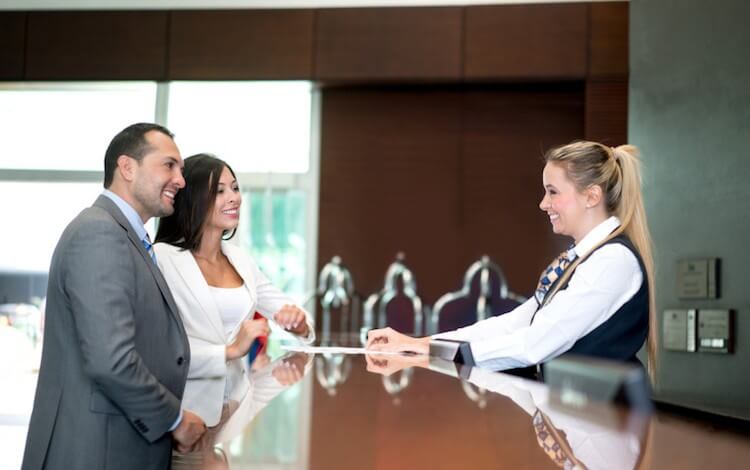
[166,81,312,173]
[0,80,318,304]
[0,182,102,273]
[240,189,308,298]
[1,80,319,470]
[0,82,157,171]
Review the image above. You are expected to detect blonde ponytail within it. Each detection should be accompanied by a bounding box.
[611,145,657,378]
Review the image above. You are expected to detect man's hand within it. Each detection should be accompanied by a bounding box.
[273,305,309,337]
[172,410,207,454]
[226,317,270,361]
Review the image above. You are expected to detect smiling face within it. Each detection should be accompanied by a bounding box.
[539,162,593,243]
[205,165,241,233]
[130,130,185,221]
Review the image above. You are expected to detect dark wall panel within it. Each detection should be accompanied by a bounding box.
[631,0,750,418]
[0,12,26,80]
[169,10,314,80]
[319,85,586,305]
[465,4,588,80]
[585,78,628,145]
[12,3,628,83]
[461,87,585,294]
[315,7,462,81]
[26,11,168,80]
[589,1,629,77]
[318,87,463,303]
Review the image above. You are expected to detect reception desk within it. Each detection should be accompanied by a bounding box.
[173,338,750,469]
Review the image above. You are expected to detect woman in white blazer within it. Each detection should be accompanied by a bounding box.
[154,153,314,427]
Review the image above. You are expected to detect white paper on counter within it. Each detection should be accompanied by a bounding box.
[281,344,423,356]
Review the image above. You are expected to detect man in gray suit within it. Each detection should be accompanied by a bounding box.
[23,123,207,469]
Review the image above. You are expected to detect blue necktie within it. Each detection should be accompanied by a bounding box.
[142,234,157,265]
[534,246,576,305]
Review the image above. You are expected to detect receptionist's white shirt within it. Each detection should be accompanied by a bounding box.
[434,216,643,369]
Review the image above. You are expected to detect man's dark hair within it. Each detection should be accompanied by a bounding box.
[155,153,238,251]
[103,122,174,188]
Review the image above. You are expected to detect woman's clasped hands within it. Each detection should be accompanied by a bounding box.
[225,317,270,360]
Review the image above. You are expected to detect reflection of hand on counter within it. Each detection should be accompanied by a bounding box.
[273,352,310,386]
[211,352,312,445]
[365,353,429,377]
[251,351,271,370]
[173,353,313,467]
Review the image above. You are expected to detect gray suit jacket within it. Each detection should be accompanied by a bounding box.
[22,195,190,470]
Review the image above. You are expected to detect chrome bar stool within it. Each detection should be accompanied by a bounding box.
[430,255,526,335]
[361,252,424,345]
[317,256,356,346]
[382,367,414,406]
[315,353,352,397]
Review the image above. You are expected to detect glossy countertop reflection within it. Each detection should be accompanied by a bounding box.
[172,335,750,470]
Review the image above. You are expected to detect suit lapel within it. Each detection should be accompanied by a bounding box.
[170,248,226,341]
[93,196,183,327]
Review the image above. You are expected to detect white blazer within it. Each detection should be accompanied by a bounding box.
[153,241,315,426]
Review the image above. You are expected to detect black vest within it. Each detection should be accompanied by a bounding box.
[548,235,649,364]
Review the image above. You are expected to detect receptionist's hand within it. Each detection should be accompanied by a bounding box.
[366,327,430,354]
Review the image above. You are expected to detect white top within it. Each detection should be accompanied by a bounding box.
[208,284,253,337]
[433,216,643,370]
[153,241,315,426]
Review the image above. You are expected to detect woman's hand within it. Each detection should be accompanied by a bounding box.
[250,351,271,371]
[366,327,430,354]
[273,304,309,337]
[225,317,270,361]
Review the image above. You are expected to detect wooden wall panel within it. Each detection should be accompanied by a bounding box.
[461,86,585,294]
[11,3,629,83]
[319,84,586,305]
[315,7,462,81]
[589,1,629,77]
[465,4,588,80]
[169,10,314,80]
[0,12,26,80]
[318,87,463,303]
[585,78,628,145]
[25,11,168,80]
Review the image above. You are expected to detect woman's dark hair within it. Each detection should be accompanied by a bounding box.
[155,153,238,250]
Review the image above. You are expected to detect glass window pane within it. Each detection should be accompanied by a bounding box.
[238,189,307,299]
[0,82,157,171]
[167,82,311,173]
[0,182,155,275]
